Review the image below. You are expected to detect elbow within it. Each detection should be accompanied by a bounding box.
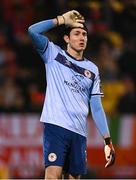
[27,26,37,40]
[28,26,33,35]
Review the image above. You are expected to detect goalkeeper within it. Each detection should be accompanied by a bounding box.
[28,10,115,179]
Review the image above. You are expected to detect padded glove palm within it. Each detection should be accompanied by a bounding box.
[57,10,85,28]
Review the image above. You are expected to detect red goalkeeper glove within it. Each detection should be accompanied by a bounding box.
[104,137,115,168]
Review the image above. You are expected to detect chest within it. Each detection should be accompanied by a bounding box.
[47,53,95,93]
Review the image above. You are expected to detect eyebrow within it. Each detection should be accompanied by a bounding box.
[73,30,87,34]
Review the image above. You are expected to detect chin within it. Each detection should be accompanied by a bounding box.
[76,49,83,53]
[78,47,85,51]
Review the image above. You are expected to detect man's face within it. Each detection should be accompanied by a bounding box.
[65,28,88,52]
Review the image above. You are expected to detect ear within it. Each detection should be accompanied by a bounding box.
[63,35,69,44]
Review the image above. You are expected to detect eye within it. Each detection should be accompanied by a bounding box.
[83,32,87,37]
[74,32,79,36]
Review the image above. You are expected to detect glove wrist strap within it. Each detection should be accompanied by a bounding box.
[104,137,111,145]
[56,16,65,25]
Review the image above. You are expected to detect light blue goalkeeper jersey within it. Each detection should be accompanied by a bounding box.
[39,41,103,137]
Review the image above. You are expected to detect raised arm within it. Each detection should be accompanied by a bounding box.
[28,10,85,53]
[90,95,115,168]
[28,19,57,52]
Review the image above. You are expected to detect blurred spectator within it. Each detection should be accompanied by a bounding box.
[108,0,124,31]
[0,31,9,66]
[90,34,118,81]
[28,83,44,112]
[0,30,18,78]
[115,0,136,39]
[117,38,136,85]
[87,1,109,34]
[1,0,34,44]
[117,76,136,114]
[1,77,25,112]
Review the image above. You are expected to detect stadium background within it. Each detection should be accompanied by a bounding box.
[0,0,136,179]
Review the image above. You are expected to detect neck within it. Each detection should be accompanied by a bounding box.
[67,48,83,60]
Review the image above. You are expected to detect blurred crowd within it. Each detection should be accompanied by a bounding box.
[0,0,136,114]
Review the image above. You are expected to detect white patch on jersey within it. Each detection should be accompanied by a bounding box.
[48,153,57,162]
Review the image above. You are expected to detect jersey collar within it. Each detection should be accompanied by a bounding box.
[65,51,85,62]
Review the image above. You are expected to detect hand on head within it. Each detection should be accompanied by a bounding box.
[57,10,85,28]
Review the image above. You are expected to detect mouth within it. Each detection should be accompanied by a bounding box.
[79,42,85,47]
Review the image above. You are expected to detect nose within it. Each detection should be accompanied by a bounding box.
[80,34,85,41]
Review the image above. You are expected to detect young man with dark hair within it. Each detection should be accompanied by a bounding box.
[28,10,115,179]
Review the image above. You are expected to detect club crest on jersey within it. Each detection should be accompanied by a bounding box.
[48,153,57,162]
[84,70,92,79]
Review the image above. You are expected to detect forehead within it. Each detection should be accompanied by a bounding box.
[70,28,87,34]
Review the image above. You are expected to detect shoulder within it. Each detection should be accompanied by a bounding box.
[84,58,99,75]
[48,41,62,51]
[42,40,63,56]
[39,41,64,63]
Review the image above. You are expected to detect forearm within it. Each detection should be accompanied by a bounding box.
[28,19,57,34]
[90,96,110,139]
[28,19,57,52]
[90,96,115,168]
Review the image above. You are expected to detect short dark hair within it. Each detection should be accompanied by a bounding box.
[64,24,88,36]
